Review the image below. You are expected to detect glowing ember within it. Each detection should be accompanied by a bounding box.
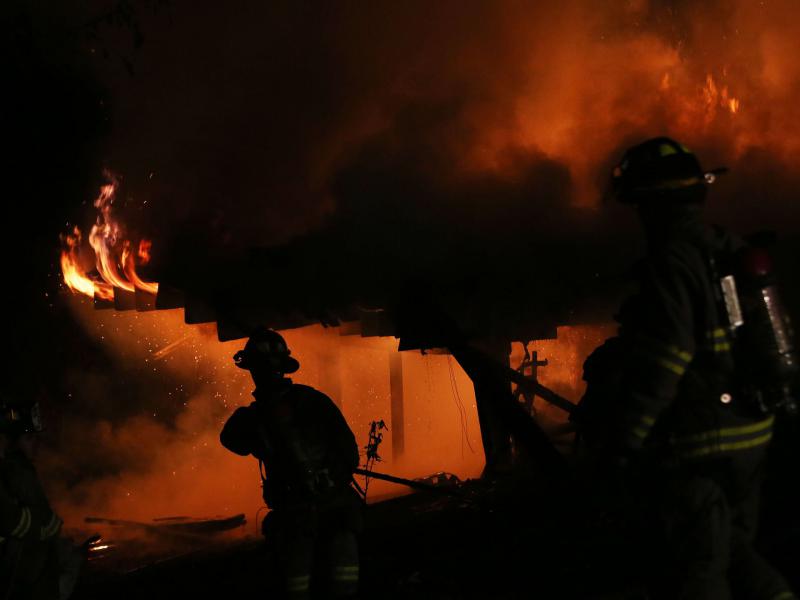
[151,336,189,360]
[59,175,158,299]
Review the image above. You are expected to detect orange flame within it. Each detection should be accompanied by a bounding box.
[60,227,113,301]
[705,73,741,116]
[689,73,741,124]
[122,241,159,295]
[60,175,159,300]
[88,179,134,293]
[138,240,153,265]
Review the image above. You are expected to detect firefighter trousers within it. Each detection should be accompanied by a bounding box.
[265,489,362,599]
[646,471,795,600]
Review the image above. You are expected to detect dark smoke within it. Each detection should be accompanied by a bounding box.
[75,1,800,268]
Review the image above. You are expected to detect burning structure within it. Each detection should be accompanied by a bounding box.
[56,172,616,513]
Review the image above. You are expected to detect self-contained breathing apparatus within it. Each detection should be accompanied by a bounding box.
[608,136,799,416]
[712,239,799,415]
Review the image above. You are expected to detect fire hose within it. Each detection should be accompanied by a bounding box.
[353,468,462,496]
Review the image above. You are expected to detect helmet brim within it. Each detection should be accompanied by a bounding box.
[234,352,300,374]
[609,166,728,204]
[280,357,300,374]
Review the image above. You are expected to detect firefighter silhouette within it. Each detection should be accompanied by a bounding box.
[221,329,362,598]
[579,137,796,599]
[0,393,86,600]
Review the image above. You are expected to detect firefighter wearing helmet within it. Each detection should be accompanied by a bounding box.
[0,395,85,600]
[578,137,797,599]
[220,329,361,598]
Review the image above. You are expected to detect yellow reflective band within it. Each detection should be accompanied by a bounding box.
[676,416,775,445]
[333,566,359,573]
[705,329,731,351]
[679,432,772,458]
[769,592,797,600]
[286,575,311,592]
[632,415,657,440]
[667,346,693,363]
[638,335,693,365]
[332,565,359,583]
[656,358,686,376]
[11,507,31,538]
[637,336,693,372]
[659,144,678,157]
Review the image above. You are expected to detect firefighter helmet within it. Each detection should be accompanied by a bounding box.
[0,396,43,436]
[233,328,300,374]
[608,137,727,204]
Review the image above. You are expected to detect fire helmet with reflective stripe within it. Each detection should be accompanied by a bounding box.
[233,328,300,374]
[608,137,727,204]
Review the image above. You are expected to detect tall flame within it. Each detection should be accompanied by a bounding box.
[60,227,114,301]
[122,241,159,295]
[87,180,135,293]
[60,175,158,300]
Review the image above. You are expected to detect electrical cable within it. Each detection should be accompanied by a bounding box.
[447,356,475,455]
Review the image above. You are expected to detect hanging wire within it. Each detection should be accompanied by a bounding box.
[447,356,476,456]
